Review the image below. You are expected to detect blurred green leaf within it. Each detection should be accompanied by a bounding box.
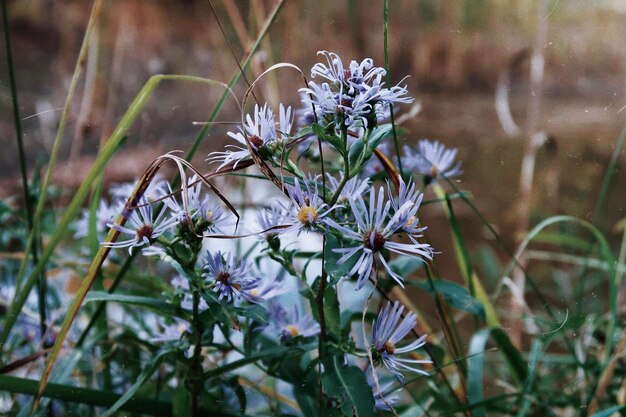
[234,304,268,324]
[324,234,358,285]
[322,357,375,417]
[348,139,365,169]
[410,279,485,320]
[388,256,425,276]
[103,349,175,417]
[468,328,526,417]
[84,291,180,317]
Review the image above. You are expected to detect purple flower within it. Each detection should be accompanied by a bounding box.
[372,301,431,380]
[170,275,208,312]
[326,185,433,289]
[75,199,121,238]
[299,51,413,127]
[151,317,191,343]
[109,177,169,203]
[162,176,232,234]
[276,177,338,235]
[327,173,370,205]
[104,197,178,254]
[388,178,428,238]
[256,205,287,239]
[366,369,400,411]
[403,140,463,182]
[248,273,291,301]
[267,302,320,342]
[208,103,293,169]
[202,251,260,303]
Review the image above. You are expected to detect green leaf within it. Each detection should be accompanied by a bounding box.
[202,346,297,380]
[172,383,191,417]
[0,374,172,416]
[388,257,425,276]
[367,124,393,150]
[324,285,341,338]
[467,328,527,417]
[322,357,375,417]
[312,123,344,154]
[103,349,175,417]
[410,279,485,320]
[324,234,358,285]
[348,139,365,168]
[234,304,268,323]
[433,184,500,326]
[83,291,181,317]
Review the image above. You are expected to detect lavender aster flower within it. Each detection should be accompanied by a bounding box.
[371,301,431,380]
[267,302,320,342]
[104,197,178,254]
[248,273,291,301]
[403,140,463,182]
[170,275,208,312]
[151,318,191,343]
[366,370,400,411]
[110,177,169,203]
[388,178,428,237]
[326,186,433,289]
[208,103,293,169]
[299,51,413,127]
[162,176,232,234]
[75,199,121,238]
[277,177,337,235]
[197,197,232,234]
[256,205,287,239]
[202,251,260,303]
[327,173,370,205]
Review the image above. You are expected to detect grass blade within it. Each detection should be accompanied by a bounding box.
[433,184,500,327]
[467,327,527,417]
[0,374,172,415]
[102,349,174,417]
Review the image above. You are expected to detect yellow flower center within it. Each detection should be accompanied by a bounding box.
[205,209,212,220]
[405,216,418,228]
[286,325,299,337]
[430,166,438,177]
[177,323,188,335]
[298,206,318,225]
[380,341,395,355]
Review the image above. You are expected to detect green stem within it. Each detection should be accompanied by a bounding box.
[328,128,350,207]
[189,288,203,417]
[2,0,48,344]
[0,374,173,416]
[383,0,403,174]
[75,252,138,348]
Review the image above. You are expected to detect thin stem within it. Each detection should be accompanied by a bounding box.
[383,0,402,173]
[1,0,48,343]
[190,288,203,417]
[328,128,350,207]
[76,252,138,348]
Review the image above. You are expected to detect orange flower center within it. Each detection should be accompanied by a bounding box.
[298,206,318,225]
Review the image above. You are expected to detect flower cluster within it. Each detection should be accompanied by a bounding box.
[92,50,466,415]
[300,51,413,127]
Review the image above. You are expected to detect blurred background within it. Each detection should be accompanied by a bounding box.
[1,0,625,253]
